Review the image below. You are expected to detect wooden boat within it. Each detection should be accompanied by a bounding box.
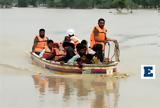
[31,52,118,74]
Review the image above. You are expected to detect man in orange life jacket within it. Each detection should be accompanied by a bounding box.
[90,18,117,62]
[32,29,48,55]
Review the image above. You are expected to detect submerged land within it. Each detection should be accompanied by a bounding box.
[0,8,160,108]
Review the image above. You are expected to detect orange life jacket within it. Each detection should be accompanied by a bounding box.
[43,46,52,58]
[34,35,48,52]
[53,48,66,61]
[90,26,107,50]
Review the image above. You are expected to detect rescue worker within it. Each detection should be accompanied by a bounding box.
[32,29,48,55]
[90,18,117,61]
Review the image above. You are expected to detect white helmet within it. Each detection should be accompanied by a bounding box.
[67,29,75,36]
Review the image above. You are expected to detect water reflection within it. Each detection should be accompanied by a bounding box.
[32,74,120,108]
[32,74,48,94]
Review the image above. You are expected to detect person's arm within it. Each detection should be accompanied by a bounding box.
[67,54,80,64]
[106,37,116,41]
[32,37,38,52]
[46,50,56,60]
[105,37,117,43]
[104,28,117,43]
[46,54,54,60]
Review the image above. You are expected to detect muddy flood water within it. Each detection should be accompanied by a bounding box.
[0,8,160,108]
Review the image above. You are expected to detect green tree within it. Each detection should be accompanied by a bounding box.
[18,0,28,7]
[112,0,127,9]
[37,0,46,4]
[29,0,38,7]
[46,0,55,7]
[60,0,70,7]
[96,0,113,8]
[132,0,159,8]
[1,0,159,9]
[72,0,90,9]
[0,0,14,8]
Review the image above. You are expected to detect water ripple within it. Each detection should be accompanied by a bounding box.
[122,42,158,49]
[0,63,35,73]
[118,33,158,43]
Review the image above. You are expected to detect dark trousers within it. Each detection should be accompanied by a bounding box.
[95,51,104,62]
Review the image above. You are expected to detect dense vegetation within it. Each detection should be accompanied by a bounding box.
[0,0,160,9]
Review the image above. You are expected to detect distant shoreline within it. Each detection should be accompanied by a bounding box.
[1,7,160,10]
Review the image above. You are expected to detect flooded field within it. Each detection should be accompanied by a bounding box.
[0,8,160,108]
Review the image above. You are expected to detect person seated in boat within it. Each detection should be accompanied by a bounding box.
[45,42,65,61]
[52,43,66,61]
[81,40,88,47]
[66,29,81,46]
[76,44,93,67]
[58,41,75,63]
[32,28,48,55]
[81,40,89,53]
[63,36,71,43]
[42,40,54,59]
[67,43,93,65]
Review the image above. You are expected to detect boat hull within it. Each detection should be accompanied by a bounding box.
[31,52,118,74]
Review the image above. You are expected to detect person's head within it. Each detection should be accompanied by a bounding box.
[81,40,88,46]
[39,28,45,38]
[47,40,53,48]
[64,36,71,42]
[76,43,87,57]
[62,41,72,50]
[98,18,105,29]
[66,29,75,37]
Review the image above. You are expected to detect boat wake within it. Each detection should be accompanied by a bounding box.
[0,63,32,72]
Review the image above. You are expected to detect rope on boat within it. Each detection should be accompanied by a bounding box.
[109,41,120,62]
[114,41,120,62]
